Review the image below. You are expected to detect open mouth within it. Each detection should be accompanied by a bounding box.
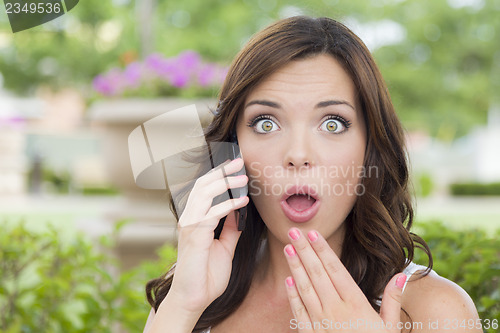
[285,194,317,212]
[280,185,320,223]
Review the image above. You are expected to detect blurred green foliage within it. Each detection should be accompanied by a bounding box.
[0,220,176,333]
[413,221,500,332]
[0,0,499,138]
[1,219,499,332]
[413,172,435,198]
[81,186,120,196]
[37,167,71,194]
[0,0,126,95]
[450,182,500,196]
[26,164,119,195]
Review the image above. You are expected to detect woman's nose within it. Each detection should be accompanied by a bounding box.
[283,129,314,168]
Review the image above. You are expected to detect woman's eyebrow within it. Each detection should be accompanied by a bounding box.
[245,100,281,109]
[244,99,355,111]
[316,100,356,111]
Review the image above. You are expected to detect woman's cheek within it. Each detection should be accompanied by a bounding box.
[318,162,365,201]
[248,177,262,197]
[247,172,275,198]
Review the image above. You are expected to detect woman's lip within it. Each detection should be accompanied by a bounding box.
[280,184,319,201]
[280,198,320,223]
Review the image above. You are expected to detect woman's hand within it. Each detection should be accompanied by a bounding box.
[168,157,249,315]
[283,228,407,332]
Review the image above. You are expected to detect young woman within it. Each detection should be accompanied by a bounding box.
[143,16,481,333]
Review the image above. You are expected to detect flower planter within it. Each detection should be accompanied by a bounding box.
[88,97,216,198]
[87,98,216,264]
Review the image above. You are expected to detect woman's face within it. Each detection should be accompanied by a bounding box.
[235,54,367,245]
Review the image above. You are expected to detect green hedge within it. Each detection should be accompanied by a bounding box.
[413,221,500,332]
[450,182,500,196]
[0,221,176,333]
[413,172,435,198]
[1,220,498,332]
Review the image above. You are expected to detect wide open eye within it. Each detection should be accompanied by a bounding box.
[319,115,350,134]
[249,115,280,133]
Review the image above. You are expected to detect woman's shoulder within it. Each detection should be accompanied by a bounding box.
[401,264,481,332]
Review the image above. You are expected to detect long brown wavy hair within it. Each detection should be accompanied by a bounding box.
[146,16,432,332]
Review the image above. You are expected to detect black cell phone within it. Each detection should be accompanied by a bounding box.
[209,136,248,232]
[227,142,247,231]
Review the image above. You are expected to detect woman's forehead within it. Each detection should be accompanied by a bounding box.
[242,55,360,114]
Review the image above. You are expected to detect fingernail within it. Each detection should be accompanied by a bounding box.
[288,228,300,241]
[286,276,295,287]
[396,274,407,289]
[307,230,318,242]
[285,244,296,257]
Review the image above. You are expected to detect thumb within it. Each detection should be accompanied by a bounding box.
[218,210,242,254]
[380,273,407,332]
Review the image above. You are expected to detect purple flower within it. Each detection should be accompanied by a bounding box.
[155,59,176,81]
[145,53,165,73]
[0,116,25,129]
[107,68,126,95]
[197,64,216,87]
[93,50,229,97]
[123,62,142,88]
[170,67,190,88]
[176,50,202,71]
[219,67,229,82]
[93,74,115,96]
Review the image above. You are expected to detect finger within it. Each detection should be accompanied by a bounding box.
[306,229,366,302]
[287,228,340,307]
[180,174,248,225]
[201,157,245,183]
[285,276,313,332]
[182,196,249,229]
[205,196,249,224]
[177,197,248,258]
[218,210,243,255]
[380,273,407,332]
[189,174,248,215]
[284,243,323,317]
